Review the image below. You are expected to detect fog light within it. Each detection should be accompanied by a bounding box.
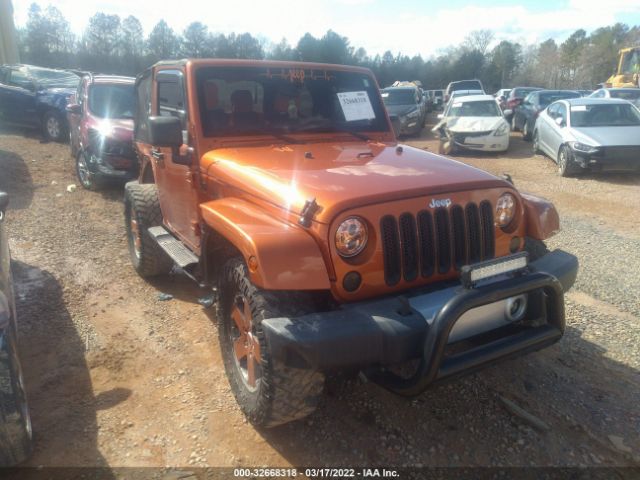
[343,271,362,292]
[509,236,521,253]
[505,294,527,321]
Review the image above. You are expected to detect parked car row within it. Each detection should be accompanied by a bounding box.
[0,64,139,191]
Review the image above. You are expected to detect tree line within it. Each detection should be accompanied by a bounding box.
[17,3,640,92]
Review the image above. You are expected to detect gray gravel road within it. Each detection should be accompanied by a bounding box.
[1,126,639,473]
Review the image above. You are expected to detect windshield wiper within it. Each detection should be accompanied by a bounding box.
[264,130,306,144]
[293,125,369,141]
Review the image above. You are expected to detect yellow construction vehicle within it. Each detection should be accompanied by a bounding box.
[604,46,640,88]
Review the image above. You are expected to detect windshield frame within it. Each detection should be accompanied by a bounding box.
[194,65,392,141]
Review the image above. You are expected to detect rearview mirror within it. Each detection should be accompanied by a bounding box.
[66,104,81,115]
[0,191,9,215]
[149,116,183,148]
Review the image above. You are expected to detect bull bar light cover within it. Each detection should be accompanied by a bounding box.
[461,252,528,288]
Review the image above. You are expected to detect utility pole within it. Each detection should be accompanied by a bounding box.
[0,0,20,64]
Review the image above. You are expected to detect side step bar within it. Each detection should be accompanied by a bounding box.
[147,226,199,268]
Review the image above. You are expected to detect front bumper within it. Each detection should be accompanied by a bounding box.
[451,132,509,152]
[573,148,640,173]
[263,250,578,392]
[87,152,138,179]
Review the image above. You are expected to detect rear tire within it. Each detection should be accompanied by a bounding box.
[218,258,325,428]
[522,120,532,141]
[0,327,33,466]
[124,182,173,278]
[557,145,580,177]
[42,111,66,142]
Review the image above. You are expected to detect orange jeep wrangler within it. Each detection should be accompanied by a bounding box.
[124,59,578,427]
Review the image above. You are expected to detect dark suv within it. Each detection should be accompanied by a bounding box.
[381,86,426,136]
[66,74,138,190]
[0,64,80,141]
[0,192,32,465]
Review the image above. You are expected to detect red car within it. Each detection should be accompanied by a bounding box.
[66,74,138,190]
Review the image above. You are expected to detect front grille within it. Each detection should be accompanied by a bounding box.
[453,131,493,144]
[381,202,495,286]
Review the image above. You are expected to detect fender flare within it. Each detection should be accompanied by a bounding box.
[200,198,330,290]
[520,192,560,240]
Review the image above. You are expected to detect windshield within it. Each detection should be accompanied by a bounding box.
[448,100,501,117]
[609,90,640,101]
[450,80,482,91]
[539,92,580,107]
[196,66,389,137]
[620,50,640,74]
[381,89,417,106]
[89,84,135,119]
[570,103,640,127]
[29,68,79,89]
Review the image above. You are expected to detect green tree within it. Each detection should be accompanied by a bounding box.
[181,22,212,57]
[147,20,179,61]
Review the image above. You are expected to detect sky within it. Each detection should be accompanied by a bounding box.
[12,0,640,58]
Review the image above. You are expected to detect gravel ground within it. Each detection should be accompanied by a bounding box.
[0,118,639,474]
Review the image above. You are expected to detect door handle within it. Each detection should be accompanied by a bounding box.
[151,148,164,162]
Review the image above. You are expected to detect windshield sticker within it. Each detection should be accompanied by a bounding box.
[337,91,376,122]
[452,102,462,107]
[571,105,588,111]
[381,92,389,97]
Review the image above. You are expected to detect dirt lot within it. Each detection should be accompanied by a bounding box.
[0,116,639,473]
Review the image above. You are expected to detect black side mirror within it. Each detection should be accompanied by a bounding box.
[66,104,82,114]
[0,192,9,216]
[148,116,183,148]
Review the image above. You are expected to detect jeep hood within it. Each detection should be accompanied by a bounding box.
[201,142,509,224]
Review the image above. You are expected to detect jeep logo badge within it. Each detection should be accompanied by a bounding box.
[429,198,452,208]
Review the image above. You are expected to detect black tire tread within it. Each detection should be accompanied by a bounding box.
[218,258,324,428]
[124,182,173,277]
[0,328,32,466]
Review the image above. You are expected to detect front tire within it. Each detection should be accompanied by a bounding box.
[557,145,580,177]
[124,183,173,277]
[218,258,325,428]
[0,327,33,466]
[42,111,66,142]
[532,130,542,155]
[76,151,102,191]
[522,120,532,141]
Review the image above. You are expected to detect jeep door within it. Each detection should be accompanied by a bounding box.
[151,69,201,250]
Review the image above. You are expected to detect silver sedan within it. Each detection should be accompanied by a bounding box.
[532,98,640,176]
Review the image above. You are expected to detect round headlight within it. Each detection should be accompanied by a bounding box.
[496,193,517,227]
[335,217,368,258]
